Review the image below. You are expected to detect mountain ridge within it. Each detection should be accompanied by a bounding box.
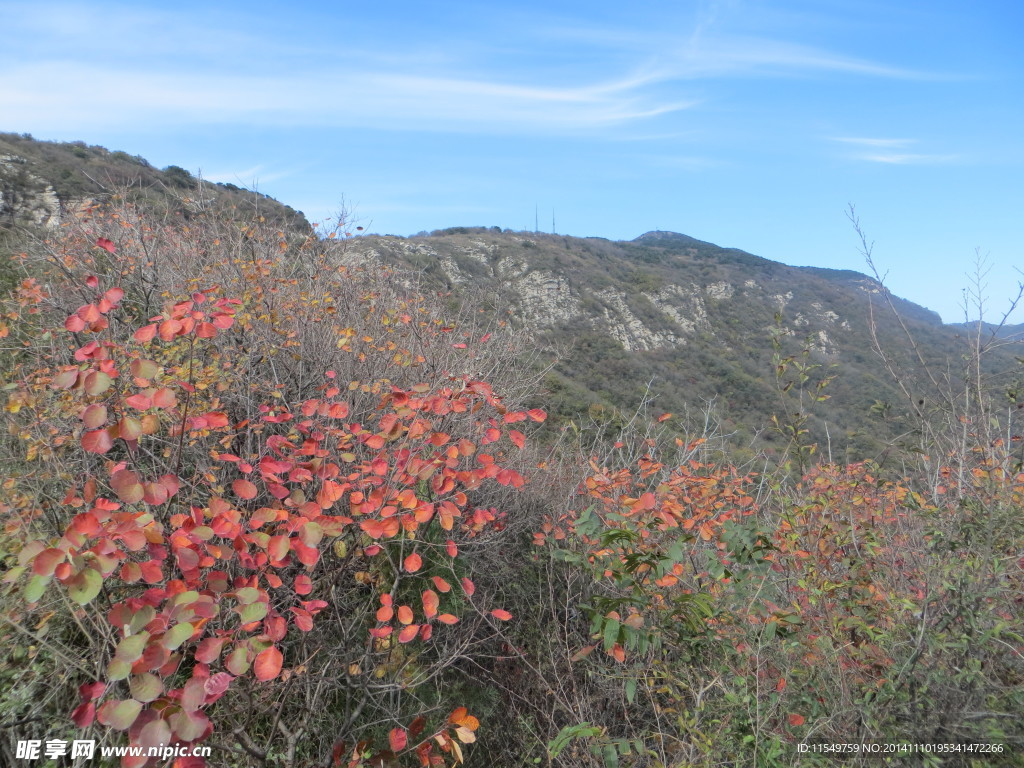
[1,134,1017,459]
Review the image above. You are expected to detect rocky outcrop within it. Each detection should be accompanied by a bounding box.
[343,232,865,358]
[0,155,63,227]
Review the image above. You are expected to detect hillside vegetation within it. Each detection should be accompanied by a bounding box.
[0,142,1022,767]
[346,227,1020,464]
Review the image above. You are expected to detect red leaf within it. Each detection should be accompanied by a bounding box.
[389,727,408,753]
[81,428,113,454]
[490,609,513,621]
[787,713,805,727]
[51,368,80,390]
[65,314,86,332]
[294,574,313,595]
[253,646,283,681]
[397,624,419,643]
[195,637,229,664]
[71,701,96,728]
[403,552,422,573]
[81,403,107,428]
[125,393,152,410]
[233,478,258,500]
[527,408,547,422]
[508,430,526,449]
[134,324,157,343]
[33,548,65,577]
[460,577,475,597]
[204,671,233,700]
[96,238,116,254]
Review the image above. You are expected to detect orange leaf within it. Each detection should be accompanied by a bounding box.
[787,713,805,727]
[403,552,422,572]
[437,613,459,625]
[397,624,419,643]
[490,609,512,621]
[151,387,177,409]
[460,577,475,597]
[389,727,408,752]
[422,590,439,618]
[397,605,414,625]
[431,576,451,593]
[253,647,283,681]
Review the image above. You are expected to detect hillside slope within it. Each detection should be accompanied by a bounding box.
[343,227,1021,460]
[0,131,309,231]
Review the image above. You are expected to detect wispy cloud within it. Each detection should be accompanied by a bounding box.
[833,137,917,148]
[665,37,935,81]
[0,61,694,135]
[1,0,946,140]
[830,137,959,165]
[861,153,960,165]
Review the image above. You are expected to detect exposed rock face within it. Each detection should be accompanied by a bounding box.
[0,155,63,227]
[343,231,868,359]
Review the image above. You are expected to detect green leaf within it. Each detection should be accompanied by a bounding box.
[129,606,156,635]
[24,574,49,603]
[98,698,143,730]
[170,590,200,607]
[69,568,103,605]
[129,673,163,702]
[106,659,132,681]
[162,622,194,650]
[603,617,620,653]
[239,601,268,624]
[225,645,250,676]
[624,677,637,704]
[602,743,619,768]
[115,633,148,663]
[235,587,261,604]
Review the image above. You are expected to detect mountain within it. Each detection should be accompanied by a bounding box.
[341,226,1022,460]
[2,135,1018,462]
[0,131,309,231]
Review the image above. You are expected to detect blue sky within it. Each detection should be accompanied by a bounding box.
[2,0,1021,323]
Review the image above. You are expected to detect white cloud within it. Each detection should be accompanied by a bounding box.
[0,60,695,135]
[861,153,959,165]
[832,137,917,148]
[829,137,959,165]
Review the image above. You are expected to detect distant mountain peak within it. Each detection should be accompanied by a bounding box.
[633,230,704,245]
